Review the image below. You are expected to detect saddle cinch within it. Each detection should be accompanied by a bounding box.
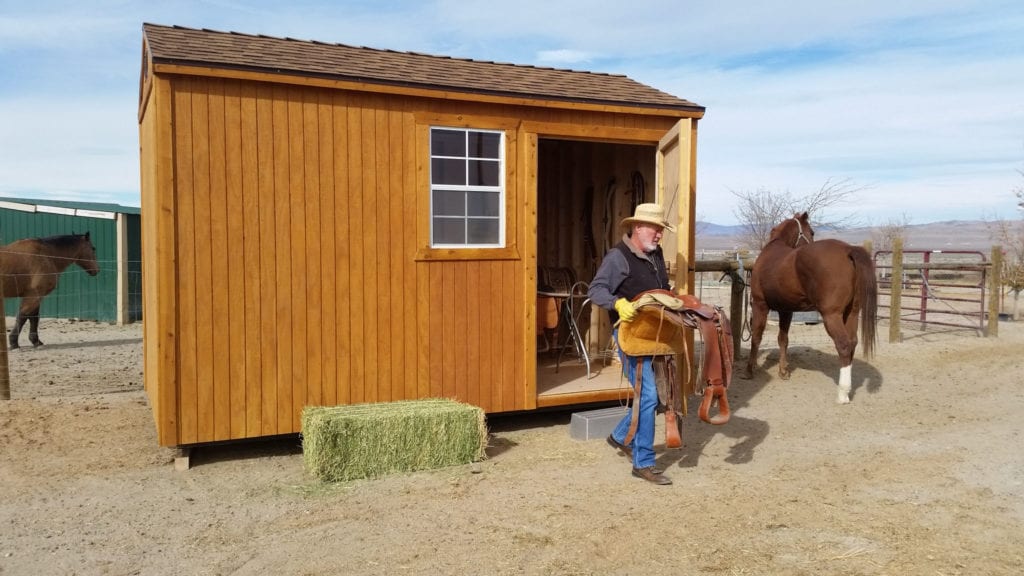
[618,289,735,449]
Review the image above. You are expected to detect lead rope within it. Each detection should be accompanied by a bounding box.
[736,252,753,342]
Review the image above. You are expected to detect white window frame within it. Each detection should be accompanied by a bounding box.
[429,126,506,248]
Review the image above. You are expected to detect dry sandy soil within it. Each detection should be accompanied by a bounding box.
[2,315,1023,575]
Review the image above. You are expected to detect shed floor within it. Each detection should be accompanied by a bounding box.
[536,349,627,397]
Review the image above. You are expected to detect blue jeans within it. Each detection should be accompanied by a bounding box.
[610,329,660,469]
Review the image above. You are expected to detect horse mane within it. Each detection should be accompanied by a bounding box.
[767,212,810,247]
[35,233,89,249]
[768,220,793,242]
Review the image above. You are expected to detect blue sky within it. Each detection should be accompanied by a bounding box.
[1,1,1022,225]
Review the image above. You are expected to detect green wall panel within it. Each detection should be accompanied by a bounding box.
[1,205,139,323]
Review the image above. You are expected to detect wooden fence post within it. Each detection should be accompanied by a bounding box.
[889,238,903,343]
[988,245,1002,337]
[0,289,9,400]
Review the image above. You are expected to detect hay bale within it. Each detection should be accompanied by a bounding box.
[301,399,487,482]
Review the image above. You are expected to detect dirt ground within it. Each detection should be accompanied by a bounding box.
[2,315,1023,576]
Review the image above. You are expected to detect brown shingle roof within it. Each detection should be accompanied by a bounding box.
[142,23,703,113]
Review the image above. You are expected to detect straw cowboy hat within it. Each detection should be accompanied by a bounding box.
[620,203,675,232]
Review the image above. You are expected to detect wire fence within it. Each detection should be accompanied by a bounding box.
[2,248,1003,352]
[691,248,1003,345]
[1,255,143,324]
[874,251,988,335]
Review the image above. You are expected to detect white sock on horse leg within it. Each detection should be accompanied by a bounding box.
[837,365,852,404]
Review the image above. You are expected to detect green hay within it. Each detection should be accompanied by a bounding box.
[301,399,488,482]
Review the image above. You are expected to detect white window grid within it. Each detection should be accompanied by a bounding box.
[429,127,505,248]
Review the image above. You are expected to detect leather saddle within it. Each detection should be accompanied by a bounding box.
[619,289,735,449]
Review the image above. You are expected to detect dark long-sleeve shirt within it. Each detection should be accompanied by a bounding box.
[589,234,670,324]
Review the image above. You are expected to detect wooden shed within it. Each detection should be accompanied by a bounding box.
[138,23,705,448]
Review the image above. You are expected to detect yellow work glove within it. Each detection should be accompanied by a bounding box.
[614,298,637,323]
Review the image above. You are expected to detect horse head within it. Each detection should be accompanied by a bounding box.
[768,212,814,248]
[75,232,100,276]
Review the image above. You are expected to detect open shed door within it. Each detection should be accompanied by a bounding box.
[656,119,697,395]
[656,118,695,293]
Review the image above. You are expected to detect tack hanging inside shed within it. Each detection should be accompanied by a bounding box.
[137,23,705,448]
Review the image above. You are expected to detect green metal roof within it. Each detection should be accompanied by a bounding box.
[0,196,141,216]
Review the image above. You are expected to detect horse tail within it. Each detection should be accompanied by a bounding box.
[851,246,878,358]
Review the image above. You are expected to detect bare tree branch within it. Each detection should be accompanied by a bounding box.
[730,187,793,249]
[986,217,1024,320]
[872,213,912,253]
[985,164,1024,319]
[1015,168,1024,212]
[730,177,867,249]
[801,177,867,230]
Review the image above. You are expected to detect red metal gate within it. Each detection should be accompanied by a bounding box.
[874,250,988,334]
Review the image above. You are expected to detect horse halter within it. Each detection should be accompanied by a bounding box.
[792,218,812,246]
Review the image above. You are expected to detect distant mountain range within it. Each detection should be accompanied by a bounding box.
[695,222,746,236]
[695,220,1003,253]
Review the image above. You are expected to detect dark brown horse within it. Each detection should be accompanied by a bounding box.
[0,233,99,349]
[741,213,877,403]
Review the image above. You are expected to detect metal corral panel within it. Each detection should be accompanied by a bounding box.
[0,198,141,322]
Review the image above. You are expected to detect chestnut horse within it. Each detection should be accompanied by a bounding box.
[741,213,877,403]
[0,232,99,349]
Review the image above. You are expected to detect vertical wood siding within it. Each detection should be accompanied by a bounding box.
[140,75,179,446]
[146,74,682,446]
[139,78,162,440]
[160,77,531,444]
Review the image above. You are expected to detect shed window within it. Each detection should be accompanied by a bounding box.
[430,127,504,247]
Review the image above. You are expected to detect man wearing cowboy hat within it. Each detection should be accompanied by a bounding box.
[588,203,675,485]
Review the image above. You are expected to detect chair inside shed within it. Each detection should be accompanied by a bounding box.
[535,138,661,404]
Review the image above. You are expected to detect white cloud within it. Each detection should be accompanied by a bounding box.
[0,11,124,51]
[648,15,1024,224]
[535,49,592,66]
[0,0,1021,222]
[0,95,140,206]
